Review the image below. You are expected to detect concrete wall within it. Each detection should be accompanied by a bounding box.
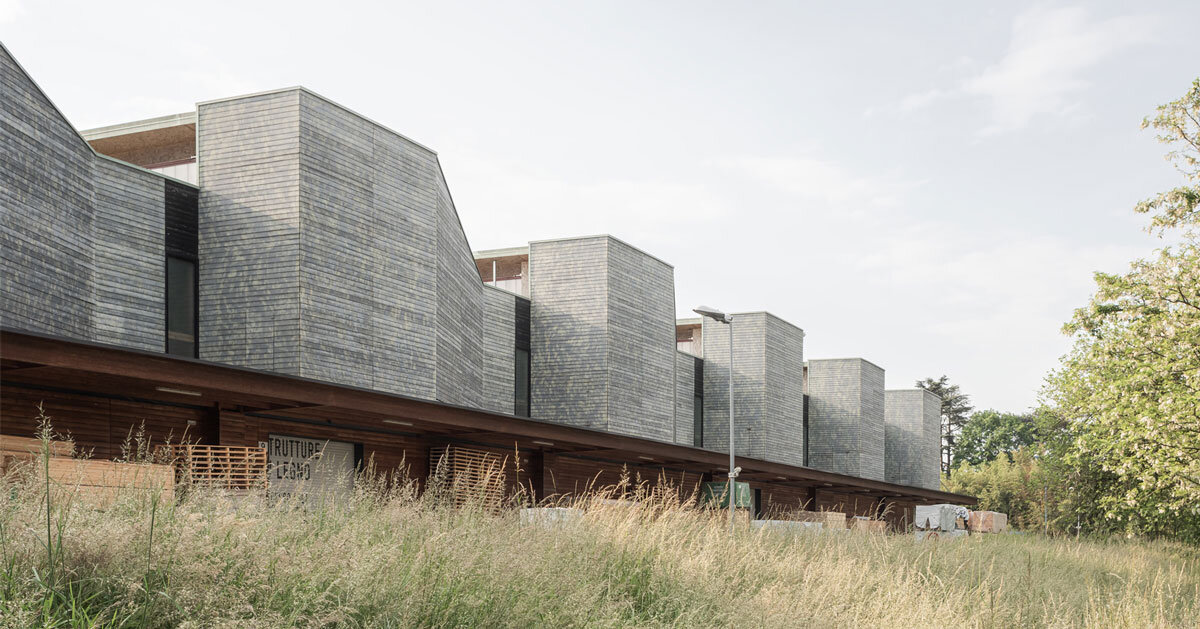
[806,358,885,481]
[0,45,166,351]
[885,389,942,490]
[199,88,487,403]
[529,236,676,442]
[701,312,805,467]
[481,286,517,415]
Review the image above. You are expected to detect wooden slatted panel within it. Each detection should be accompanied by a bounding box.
[42,459,174,505]
[431,445,507,510]
[0,388,214,460]
[1,434,74,458]
[173,444,267,490]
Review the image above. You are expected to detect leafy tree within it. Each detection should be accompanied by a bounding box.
[944,445,1116,536]
[952,410,1038,467]
[916,376,973,476]
[1043,78,1200,542]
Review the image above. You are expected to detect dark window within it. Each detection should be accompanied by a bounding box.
[802,394,810,466]
[514,348,531,416]
[167,256,197,357]
[693,356,704,447]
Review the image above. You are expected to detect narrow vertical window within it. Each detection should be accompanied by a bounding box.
[167,256,197,357]
[693,395,704,447]
[802,394,810,466]
[514,348,531,416]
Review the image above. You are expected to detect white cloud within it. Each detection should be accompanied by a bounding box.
[897,6,1157,134]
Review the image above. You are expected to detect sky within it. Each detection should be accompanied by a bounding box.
[3,1,1197,412]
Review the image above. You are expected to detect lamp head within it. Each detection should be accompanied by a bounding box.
[693,305,732,323]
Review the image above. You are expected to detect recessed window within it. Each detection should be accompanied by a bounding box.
[514,348,531,416]
[693,394,703,447]
[167,256,197,357]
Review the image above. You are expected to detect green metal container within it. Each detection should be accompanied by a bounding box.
[700,481,752,508]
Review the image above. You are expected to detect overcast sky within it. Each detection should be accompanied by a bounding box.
[4,1,1197,412]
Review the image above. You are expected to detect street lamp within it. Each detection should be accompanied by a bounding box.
[693,305,737,533]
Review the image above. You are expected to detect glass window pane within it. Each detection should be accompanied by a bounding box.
[167,257,196,357]
[514,348,530,416]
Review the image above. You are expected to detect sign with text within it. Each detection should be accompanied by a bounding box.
[267,434,355,501]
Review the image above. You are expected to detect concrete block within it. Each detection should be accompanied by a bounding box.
[968,510,1008,534]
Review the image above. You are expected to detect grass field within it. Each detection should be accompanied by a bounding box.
[1,456,1197,628]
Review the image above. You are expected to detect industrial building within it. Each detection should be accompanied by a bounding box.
[0,44,972,528]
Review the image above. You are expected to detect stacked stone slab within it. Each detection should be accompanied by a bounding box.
[885,389,942,490]
[528,236,676,442]
[0,44,168,352]
[805,358,885,481]
[197,88,486,406]
[701,312,805,467]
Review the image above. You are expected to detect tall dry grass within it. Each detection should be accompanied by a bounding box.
[0,429,1197,627]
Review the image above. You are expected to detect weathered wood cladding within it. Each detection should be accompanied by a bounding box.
[529,238,609,428]
[0,45,168,352]
[529,236,676,442]
[674,351,696,446]
[884,389,942,491]
[607,238,676,441]
[806,358,886,481]
[198,89,488,405]
[481,286,517,415]
[701,312,806,467]
[197,90,303,374]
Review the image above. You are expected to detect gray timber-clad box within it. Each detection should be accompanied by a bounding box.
[806,358,886,481]
[481,286,518,415]
[885,389,942,490]
[529,236,676,441]
[1,45,167,352]
[701,312,805,467]
[674,351,696,446]
[198,88,486,405]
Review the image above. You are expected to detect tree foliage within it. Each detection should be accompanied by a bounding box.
[916,375,973,476]
[952,410,1039,467]
[1042,77,1200,542]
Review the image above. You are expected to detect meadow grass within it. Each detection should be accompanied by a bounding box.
[0,450,1197,628]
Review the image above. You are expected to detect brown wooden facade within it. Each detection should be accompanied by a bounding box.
[0,329,974,528]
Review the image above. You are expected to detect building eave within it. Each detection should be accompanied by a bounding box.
[0,327,976,506]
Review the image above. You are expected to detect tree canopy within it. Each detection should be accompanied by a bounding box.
[952,410,1039,467]
[916,375,974,476]
[1042,77,1200,541]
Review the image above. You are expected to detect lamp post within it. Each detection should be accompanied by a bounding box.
[693,305,736,533]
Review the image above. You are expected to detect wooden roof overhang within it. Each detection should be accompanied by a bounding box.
[0,328,976,506]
